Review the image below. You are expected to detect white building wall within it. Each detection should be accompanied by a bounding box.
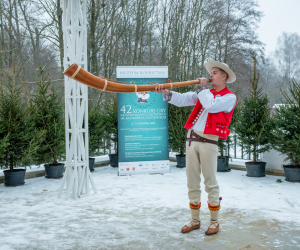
[262,149,286,170]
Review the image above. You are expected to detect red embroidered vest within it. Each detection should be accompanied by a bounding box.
[184,87,237,140]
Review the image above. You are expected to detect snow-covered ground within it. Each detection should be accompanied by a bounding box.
[1,162,300,250]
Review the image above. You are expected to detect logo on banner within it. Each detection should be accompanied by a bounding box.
[126,168,130,171]
[129,92,158,109]
[139,164,143,166]
[133,167,135,171]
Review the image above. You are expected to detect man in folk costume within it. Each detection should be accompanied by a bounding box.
[154,61,237,235]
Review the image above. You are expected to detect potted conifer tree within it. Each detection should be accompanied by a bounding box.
[270,79,300,182]
[235,53,271,177]
[217,101,240,172]
[31,68,65,179]
[0,66,44,186]
[168,86,194,168]
[217,139,231,171]
[102,94,119,167]
[88,102,105,172]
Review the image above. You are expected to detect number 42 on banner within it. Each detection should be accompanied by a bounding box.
[120,105,132,113]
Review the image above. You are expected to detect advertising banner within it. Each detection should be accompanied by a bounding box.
[117,66,170,175]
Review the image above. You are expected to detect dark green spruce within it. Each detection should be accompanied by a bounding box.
[0,66,44,170]
[0,133,9,159]
[235,53,271,163]
[30,68,65,165]
[102,93,118,154]
[270,79,300,166]
[88,101,105,156]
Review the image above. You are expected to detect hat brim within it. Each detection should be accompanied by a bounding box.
[205,61,236,83]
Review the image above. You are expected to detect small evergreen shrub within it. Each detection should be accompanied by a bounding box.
[235,53,271,163]
[30,68,65,165]
[270,79,300,166]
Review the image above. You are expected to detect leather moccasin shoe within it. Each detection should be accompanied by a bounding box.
[205,220,219,235]
[181,221,200,233]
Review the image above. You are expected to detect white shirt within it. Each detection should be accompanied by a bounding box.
[163,89,237,132]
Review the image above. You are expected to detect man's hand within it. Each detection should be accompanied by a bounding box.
[198,78,208,87]
[151,84,170,96]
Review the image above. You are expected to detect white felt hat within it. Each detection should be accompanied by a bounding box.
[205,61,236,83]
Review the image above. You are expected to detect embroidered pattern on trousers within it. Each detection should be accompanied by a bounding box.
[190,202,201,210]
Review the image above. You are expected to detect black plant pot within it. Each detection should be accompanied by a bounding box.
[245,162,266,177]
[89,158,95,172]
[217,156,230,172]
[109,154,119,168]
[4,169,26,187]
[176,154,186,168]
[283,165,300,183]
[44,163,64,179]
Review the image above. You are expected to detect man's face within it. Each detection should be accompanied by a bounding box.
[210,67,227,87]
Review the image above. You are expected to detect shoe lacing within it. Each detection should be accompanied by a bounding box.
[186,219,200,227]
[208,220,219,229]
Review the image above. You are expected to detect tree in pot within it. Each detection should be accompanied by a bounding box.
[88,101,105,172]
[168,86,194,168]
[30,68,65,178]
[102,94,119,167]
[0,66,44,186]
[217,99,240,171]
[217,139,231,171]
[270,79,300,182]
[235,53,271,177]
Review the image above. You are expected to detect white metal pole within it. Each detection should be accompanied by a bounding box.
[58,0,97,200]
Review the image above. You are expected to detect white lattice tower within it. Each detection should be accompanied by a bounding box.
[58,0,97,200]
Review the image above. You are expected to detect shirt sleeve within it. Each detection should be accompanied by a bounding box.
[198,89,237,113]
[163,91,198,107]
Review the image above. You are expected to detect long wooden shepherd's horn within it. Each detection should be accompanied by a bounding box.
[64,64,212,93]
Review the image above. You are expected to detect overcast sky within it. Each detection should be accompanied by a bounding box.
[257,0,300,55]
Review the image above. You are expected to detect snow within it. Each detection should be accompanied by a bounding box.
[0,162,300,249]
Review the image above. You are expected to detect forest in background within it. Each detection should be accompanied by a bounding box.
[0,0,300,106]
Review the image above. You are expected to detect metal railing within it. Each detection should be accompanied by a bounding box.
[229,135,252,160]
[90,139,117,157]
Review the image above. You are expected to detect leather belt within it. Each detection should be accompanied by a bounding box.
[186,131,218,146]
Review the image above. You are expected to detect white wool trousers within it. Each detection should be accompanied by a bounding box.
[186,130,220,206]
